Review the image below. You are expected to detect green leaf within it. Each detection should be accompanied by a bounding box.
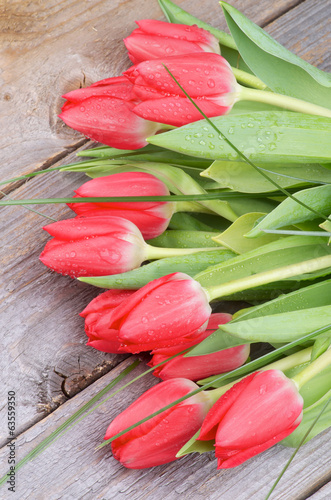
[212,212,281,254]
[148,230,220,248]
[79,249,235,289]
[246,185,331,237]
[231,279,331,323]
[187,330,250,357]
[148,112,331,164]
[202,160,331,193]
[168,213,228,232]
[300,364,331,409]
[220,305,331,343]
[220,2,331,108]
[176,430,215,457]
[194,235,331,289]
[311,335,331,362]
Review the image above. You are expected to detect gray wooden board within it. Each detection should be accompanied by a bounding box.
[308,482,331,500]
[1,0,330,498]
[0,358,330,500]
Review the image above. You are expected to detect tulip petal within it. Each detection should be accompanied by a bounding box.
[199,373,257,441]
[132,96,232,126]
[118,276,211,351]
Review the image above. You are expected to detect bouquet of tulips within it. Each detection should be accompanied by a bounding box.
[2,0,331,489]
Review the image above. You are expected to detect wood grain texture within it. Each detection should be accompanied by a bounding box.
[1,0,300,183]
[0,358,330,500]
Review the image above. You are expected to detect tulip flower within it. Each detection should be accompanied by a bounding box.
[198,370,304,469]
[105,378,212,468]
[124,19,220,64]
[149,312,250,380]
[67,171,175,239]
[104,272,212,353]
[80,289,136,353]
[150,312,233,356]
[40,216,214,278]
[125,53,239,126]
[59,76,162,149]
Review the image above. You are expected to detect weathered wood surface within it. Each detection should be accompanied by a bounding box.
[1,0,330,498]
[0,358,330,500]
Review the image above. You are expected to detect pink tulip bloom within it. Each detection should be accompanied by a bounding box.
[80,289,136,353]
[150,312,233,356]
[105,378,212,468]
[124,19,220,64]
[198,370,303,468]
[67,171,175,239]
[149,311,249,380]
[40,216,147,278]
[106,272,211,353]
[125,53,239,126]
[59,76,162,149]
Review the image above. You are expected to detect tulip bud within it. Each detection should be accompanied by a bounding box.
[149,313,250,381]
[40,216,147,278]
[80,289,136,353]
[124,20,220,64]
[59,76,162,150]
[67,171,175,239]
[150,312,233,356]
[198,370,304,468]
[105,378,212,468]
[106,272,212,353]
[125,53,239,126]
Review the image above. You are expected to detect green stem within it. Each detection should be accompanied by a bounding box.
[175,200,214,214]
[145,244,217,260]
[232,68,267,90]
[238,86,331,118]
[205,254,331,301]
[292,348,331,389]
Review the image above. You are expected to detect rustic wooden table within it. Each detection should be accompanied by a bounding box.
[1,0,330,498]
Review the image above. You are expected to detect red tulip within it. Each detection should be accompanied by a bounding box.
[198,370,303,468]
[149,312,249,381]
[105,378,212,468]
[150,312,233,356]
[124,19,220,64]
[40,216,147,278]
[80,289,136,353]
[105,272,211,353]
[67,171,175,239]
[59,76,162,149]
[125,53,239,126]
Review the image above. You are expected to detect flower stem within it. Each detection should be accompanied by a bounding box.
[205,254,331,301]
[232,68,267,90]
[145,244,218,260]
[238,86,331,118]
[292,348,331,389]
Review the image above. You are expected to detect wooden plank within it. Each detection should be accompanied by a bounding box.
[0,358,330,499]
[265,0,330,72]
[1,0,300,183]
[308,482,331,500]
